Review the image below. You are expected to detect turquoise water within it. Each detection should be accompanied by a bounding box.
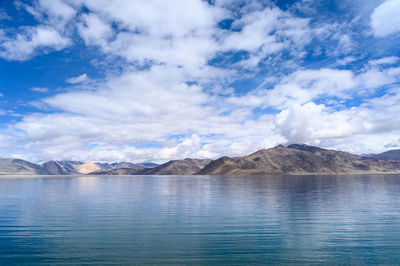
[0,175,400,265]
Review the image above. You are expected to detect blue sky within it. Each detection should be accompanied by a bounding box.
[0,0,400,162]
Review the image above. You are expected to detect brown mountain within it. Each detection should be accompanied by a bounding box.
[198,145,400,175]
[2,145,400,176]
[40,161,110,175]
[0,158,50,175]
[40,161,152,175]
[90,165,151,175]
[364,149,400,161]
[40,161,81,174]
[138,158,211,175]
[287,144,361,161]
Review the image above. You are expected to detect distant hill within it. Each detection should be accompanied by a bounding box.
[0,158,50,175]
[40,161,159,175]
[40,161,80,175]
[2,145,400,175]
[88,159,209,175]
[363,149,400,161]
[40,161,109,174]
[198,145,400,175]
[138,158,211,175]
[90,164,151,175]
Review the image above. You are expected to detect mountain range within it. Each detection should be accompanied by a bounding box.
[198,144,400,175]
[1,144,400,175]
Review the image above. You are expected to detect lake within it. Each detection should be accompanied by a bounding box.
[0,174,400,265]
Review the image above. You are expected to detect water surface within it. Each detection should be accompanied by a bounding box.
[0,174,400,264]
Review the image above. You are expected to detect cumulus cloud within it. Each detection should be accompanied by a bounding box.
[72,0,226,73]
[274,85,400,152]
[12,62,284,162]
[37,0,76,23]
[358,65,400,93]
[16,0,76,30]
[77,13,113,47]
[275,102,366,144]
[0,26,70,61]
[371,0,400,37]
[14,62,400,162]
[1,0,400,162]
[13,66,219,161]
[0,0,77,61]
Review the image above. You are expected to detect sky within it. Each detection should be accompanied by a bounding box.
[0,0,400,163]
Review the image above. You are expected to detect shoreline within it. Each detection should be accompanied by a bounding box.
[1,172,400,178]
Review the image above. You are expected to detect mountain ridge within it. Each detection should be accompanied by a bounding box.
[2,144,400,175]
[137,158,211,175]
[363,149,400,161]
[198,145,400,175]
[0,158,51,175]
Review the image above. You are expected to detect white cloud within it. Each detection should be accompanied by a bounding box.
[0,0,77,61]
[16,0,76,30]
[0,26,70,61]
[30,87,49,93]
[371,0,400,37]
[384,138,400,148]
[70,0,226,73]
[14,62,400,162]
[274,102,366,144]
[273,88,400,153]
[359,68,393,90]
[38,0,76,23]
[357,65,400,93]
[1,0,400,162]
[228,68,356,109]
[369,56,400,65]
[11,63,281,162]
[65,73,90,84]
[70,1,326,74]
[77,13,113,47]
[219,6,312,68]
[337,56,357,65]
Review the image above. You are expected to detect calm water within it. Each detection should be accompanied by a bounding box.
[0,175,400,265]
